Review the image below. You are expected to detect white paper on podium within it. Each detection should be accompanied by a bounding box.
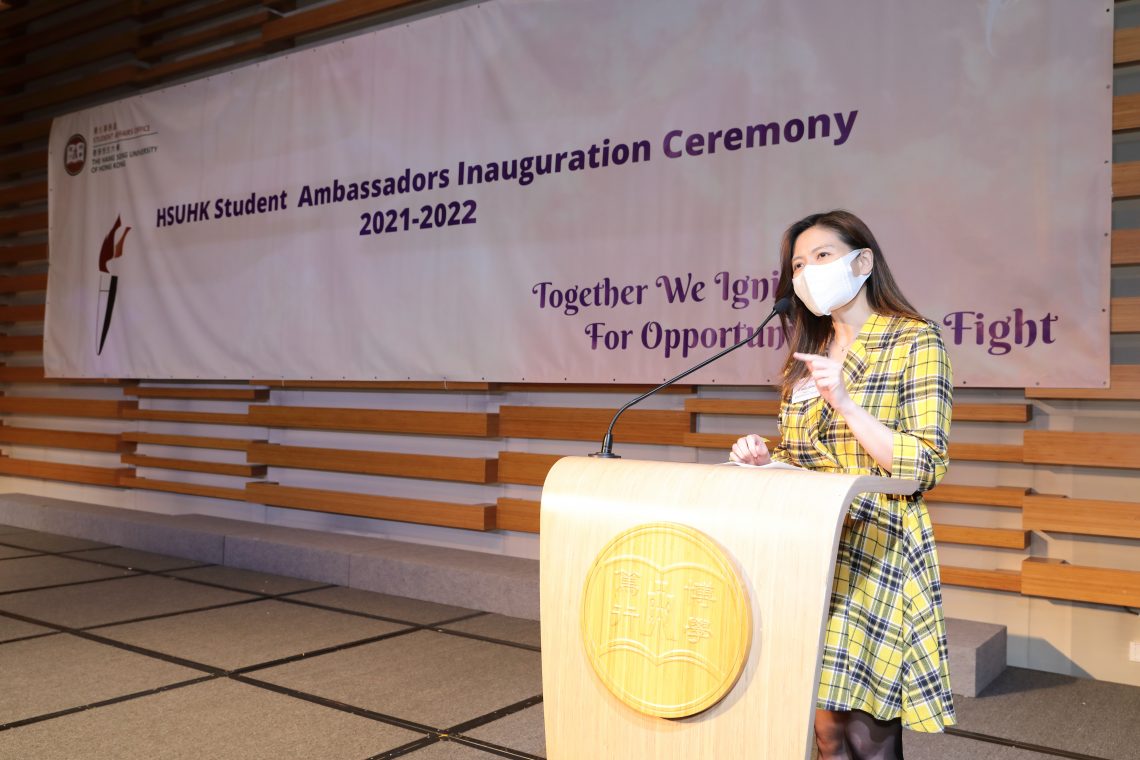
[719,460,804,471]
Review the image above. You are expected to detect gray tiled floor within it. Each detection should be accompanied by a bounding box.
[0,574,258,629]
[0,544,40,560]
[2,525,1139,760]
[97,599,411,671]
[0,531,112,553]
[0,615,54,643]
[168,565,329,596]
[286,586,478,624]
[0,678,421,760]
[0,634,202,725]
[68,546,209,573]
[0,555,134,593]
[438,613,541,648]
[254,629,542,727]
[399,742,510,759]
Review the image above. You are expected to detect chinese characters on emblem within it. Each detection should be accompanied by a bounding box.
[609,569,718,643]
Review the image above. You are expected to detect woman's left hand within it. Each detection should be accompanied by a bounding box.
[793,352,853,414]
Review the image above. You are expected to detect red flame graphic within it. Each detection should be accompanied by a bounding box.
[98,215,130,273]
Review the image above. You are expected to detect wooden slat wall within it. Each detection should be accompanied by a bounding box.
[0,0,1136,625]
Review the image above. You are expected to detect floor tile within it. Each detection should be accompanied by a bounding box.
[465,703,546,758]
[0,614,56,644]
[0,555,134,594]
[0,532,113,553]
[97,598,411,670]
[255,629,542,729]
[952,667,1140,760]
[67,547,207,573]
[0,544,41,559]
[0,524,32,536]
[905,731,1058,759]
[168,565,328,596]
[287,586,477,624]
[0,634,202,725]
[0,677,422,760]
[0,575,258,629]
[402,740,511,759]
[439,614,540,648]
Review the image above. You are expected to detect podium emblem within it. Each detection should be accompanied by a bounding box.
[579,522,752,718]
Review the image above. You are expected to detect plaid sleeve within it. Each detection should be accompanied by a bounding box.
[768,396,793,464]
[891,326,952,492]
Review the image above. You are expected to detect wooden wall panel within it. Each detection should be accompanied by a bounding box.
[1116,27,1140,65]
[497,452,562,486]
[0,304,46,322]
[0,456,131,487]
[0,151,46,179]
[0,426,130,453]
[499,406,690,445]
[261,0,416,43]
[246,482,495,530]
[0,63,141,118]
[1113,230,1140,266]
[0,272,47,293]
[1022,558,1140,608]
[137,10,269,61]
[247,442,497,483]
[0,334,43,352]
[122,432,261,451]
[933,525,1029,550]
[0,0,91,32]
[496,497,540,533]
[248,405,498,437]
[925,484,1026,509]
[0,366,118,384]
[1024,495,1140,540]
[1112,297,1140,333]
[122,409,250,426]
[120,475,247,502]
[1024,431,1140,469]
[0,397,134,418]
[0,118,51,152]
[5,30,139,89]
[125,387,269,401]
[685,398,781,415]
[1,2,136,61]
[122,453,266,478]
[939,566,1021,593]
[1113,94,1140,132]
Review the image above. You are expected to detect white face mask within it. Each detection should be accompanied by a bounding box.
[792,249,870,316]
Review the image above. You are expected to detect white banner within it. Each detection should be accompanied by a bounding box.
[45,0,1111,387]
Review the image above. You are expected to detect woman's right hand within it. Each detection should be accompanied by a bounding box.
[730,434,771,466]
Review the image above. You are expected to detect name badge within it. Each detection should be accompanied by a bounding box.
[791,379,821,404]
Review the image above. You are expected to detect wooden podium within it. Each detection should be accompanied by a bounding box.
[540,456,918,760]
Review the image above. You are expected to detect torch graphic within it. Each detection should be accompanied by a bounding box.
[96,215,130,355]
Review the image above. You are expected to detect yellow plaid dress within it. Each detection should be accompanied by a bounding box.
[770,312,956,732]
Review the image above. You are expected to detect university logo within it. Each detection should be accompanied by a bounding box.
[64,134,87,176]
[96,216,130,355]
[579,522,752,718]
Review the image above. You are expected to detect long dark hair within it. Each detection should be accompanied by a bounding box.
[776,210,923,397]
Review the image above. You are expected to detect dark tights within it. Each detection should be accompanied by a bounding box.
[815,709,903,759]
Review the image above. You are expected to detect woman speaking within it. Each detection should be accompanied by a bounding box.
[730,210,955,759]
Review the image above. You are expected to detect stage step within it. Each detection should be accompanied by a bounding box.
[945,617,1007,697]
[0,493,539,619]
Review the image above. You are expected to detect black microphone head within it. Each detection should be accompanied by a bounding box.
[772,296,793,315]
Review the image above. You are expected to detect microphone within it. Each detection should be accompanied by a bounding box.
[592,296,793,458]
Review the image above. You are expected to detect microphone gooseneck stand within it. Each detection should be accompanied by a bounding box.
[591,297,792,458]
